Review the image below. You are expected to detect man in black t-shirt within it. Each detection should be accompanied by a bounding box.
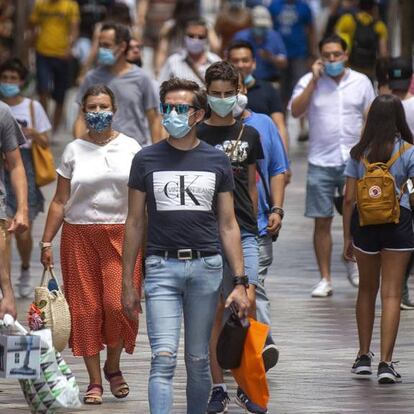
[198,61,267,414]
[122,78,249,414]
[227,40,288,153]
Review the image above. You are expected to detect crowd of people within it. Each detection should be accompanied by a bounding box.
[0,0,414,413]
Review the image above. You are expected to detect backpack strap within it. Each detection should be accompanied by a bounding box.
[386,142,412,168]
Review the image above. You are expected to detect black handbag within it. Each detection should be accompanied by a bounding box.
[216,305,250,370]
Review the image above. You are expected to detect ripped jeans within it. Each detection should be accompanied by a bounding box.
[144,254,223,414]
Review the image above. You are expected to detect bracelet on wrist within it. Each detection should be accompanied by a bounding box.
[39,241,52,249]
[270,206,284,219]
[233,275,249,288]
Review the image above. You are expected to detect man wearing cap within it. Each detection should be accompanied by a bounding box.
[233,6,288,83]
[387,57,414,310]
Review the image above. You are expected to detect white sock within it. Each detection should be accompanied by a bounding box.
[213,383,227,392]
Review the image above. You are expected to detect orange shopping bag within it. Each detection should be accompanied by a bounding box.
[231,318,270,408]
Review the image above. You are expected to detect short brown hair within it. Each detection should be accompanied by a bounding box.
[159,78,207,111]
[205,61,239,89]
[81,85,117,111]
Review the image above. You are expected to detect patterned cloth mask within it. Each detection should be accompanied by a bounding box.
[84,111,113,133]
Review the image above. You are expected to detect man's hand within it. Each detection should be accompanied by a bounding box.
[258,49,273,62]
[311,59,324,81]
[0,294,17,320]
[267,212,282,236]
[225,285,249,318]
[122,283,142,321]
[8,210,28,234]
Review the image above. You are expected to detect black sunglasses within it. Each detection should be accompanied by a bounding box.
[160,103,199,115]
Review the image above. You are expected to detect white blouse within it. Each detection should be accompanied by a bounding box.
[57,133,141,224]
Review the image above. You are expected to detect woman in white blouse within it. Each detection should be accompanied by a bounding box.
[40,85,142,405]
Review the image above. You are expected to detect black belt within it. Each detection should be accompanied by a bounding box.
[150,249,218,260]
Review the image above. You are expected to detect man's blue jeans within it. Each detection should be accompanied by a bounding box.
[144,254,223,414]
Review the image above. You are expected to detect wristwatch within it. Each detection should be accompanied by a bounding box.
[233,275,249,288]
[39,241,52,249]
[271,206,284,219]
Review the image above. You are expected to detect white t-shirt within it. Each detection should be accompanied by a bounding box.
[57,133,141,224]
[402,96,414,136]
[8,98,51,149]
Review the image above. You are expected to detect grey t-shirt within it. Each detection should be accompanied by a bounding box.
[77,65,159,146]
[0,101,26,219]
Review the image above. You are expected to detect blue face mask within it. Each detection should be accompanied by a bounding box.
[207,95,238,118]
[0,83,20,97]
[243,74,254,85]
[162,110,192,139]
[84,111,113,133]
[324,60,345,77]
[97,48,116,66]
[253,27,268,39]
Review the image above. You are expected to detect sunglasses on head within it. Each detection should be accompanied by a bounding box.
[160,103,199,115]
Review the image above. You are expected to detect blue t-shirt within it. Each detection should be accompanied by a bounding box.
[128,140,234,254]
[243,111,289,236]
[344,139,414,211]
[233,28,287,81]
[269,0,313,59]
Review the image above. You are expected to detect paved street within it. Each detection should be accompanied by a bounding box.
[1,119,414,414]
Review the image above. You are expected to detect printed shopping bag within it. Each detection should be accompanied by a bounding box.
[232,318,270,409]
[19,329,81,413]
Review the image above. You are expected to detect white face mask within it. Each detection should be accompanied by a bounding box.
[184,36,207,55]
[233,94,248,117]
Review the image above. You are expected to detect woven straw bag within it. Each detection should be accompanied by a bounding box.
[35,268,71,352]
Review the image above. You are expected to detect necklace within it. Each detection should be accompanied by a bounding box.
[88,131,116,146]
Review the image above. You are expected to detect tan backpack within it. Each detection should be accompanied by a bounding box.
[356,142,411,226]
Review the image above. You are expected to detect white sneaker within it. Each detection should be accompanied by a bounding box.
[311,278,333,297]
[18,267,32,298]
[344,260,359,287]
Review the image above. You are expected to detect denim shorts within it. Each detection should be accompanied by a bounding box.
[36,53,69,104]
[305,163,346,218]
[222,230,259,297]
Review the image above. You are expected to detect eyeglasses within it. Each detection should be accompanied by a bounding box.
[186,34,207,40]
[160,103,198,114]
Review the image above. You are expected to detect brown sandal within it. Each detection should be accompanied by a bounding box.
[83,384,103,405]
[103,365,129,399]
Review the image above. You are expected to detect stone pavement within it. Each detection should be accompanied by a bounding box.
[1,122,414,414]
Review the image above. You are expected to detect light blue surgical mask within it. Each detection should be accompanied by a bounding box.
[207,95,238,118]
[324,60,345,77]
[84,111,113,133]
[97,48,116,66]
[243,74,254,85]
[162,110,192,139]
[0,83,20,97]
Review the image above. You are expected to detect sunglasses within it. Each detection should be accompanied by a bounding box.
[160,103,199,114]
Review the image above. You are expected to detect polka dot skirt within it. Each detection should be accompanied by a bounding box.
[60,222,142,357]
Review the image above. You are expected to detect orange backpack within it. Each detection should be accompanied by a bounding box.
[356,142,412,226]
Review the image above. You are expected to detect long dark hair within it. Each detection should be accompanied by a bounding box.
[350,94,413,163]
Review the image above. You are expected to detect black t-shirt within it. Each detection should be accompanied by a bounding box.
[128,140,234,254]
[247,79,283,116]
[197,120,264,235]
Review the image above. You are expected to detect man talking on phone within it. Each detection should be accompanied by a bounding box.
[289,34,374,297]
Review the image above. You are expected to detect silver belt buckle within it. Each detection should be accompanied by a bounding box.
[177,249,192,260]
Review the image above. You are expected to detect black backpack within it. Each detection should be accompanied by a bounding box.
[349,14,379,69]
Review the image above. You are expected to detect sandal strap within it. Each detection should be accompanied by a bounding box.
[104,369,123,381]
[86,383,103,394]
